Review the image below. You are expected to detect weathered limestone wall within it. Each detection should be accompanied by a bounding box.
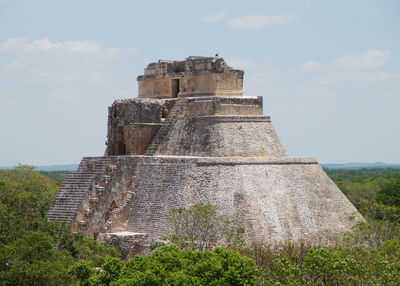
[178,73,243,97]
[183,96,262,117]
[103,156,363,243]
[138,73,243,98]
[125,124,162,155]
[137,57,243,99]
[155,116,287,157]
[73,157,139,238]
[106,99,174,155]
[106,96,264,156]
[52,155,363,254]
[138,78,173,99]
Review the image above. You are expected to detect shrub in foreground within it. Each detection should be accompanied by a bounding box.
[70,245,260,286]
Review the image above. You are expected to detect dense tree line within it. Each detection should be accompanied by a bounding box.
[1,166,399,285]
[0,166,119,285]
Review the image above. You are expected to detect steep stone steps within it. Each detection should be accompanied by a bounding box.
[47,157,112,223]
[78,157,111,172]
[144,100,184,155]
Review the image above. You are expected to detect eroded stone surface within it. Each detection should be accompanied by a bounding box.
[48,57,363,259]
[138,57,243,98]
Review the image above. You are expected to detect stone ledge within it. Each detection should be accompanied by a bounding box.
[129,123,164,126]
[178,90,243,97]
[101,155,318,165]
[189,115,271,122]
[195,157,318,166]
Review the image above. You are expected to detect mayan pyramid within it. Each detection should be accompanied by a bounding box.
[48,57,363,258]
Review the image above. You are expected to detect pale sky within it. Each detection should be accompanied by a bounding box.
[0,0,399,166]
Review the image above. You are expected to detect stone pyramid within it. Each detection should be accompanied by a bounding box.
[48,57,363,258]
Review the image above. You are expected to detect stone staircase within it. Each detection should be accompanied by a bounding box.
[144,99,184,155]
[105,190,136,232]
[47,157,112,225]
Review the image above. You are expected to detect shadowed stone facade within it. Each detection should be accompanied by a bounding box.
[48,57,363,259]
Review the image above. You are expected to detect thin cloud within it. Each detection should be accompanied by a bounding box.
[0,38,118,56]
[228,14,296,29]
[202,11,228,23]
[0,38,137,85]
[333,49,391,69]
[300,61,326,73]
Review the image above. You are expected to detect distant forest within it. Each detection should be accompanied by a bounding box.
[1,166,399,285]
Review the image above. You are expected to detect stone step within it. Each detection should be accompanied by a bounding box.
[59,185,91,189]
[48,213,75,218]
[52,198,86,203]
[48,214,76,218]
[62,179,92,183]
[57,188,89,192]
[48,217,73,222]
[78,166,109,170]
[47,156,113,224]
[51,197,86,203]
[57,187,89,191]
[65,174,96,178]
[48,206,78,211]
[48,205,78,210]
[48,212,76,216]
[82,157,112,161]
[143,101,182,155]
[47,210,77,215]
[53,198,86,202]
[79,163,110,166]
[48,203,79,208]
[51,197,85,201]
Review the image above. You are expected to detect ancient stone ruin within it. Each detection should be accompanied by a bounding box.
[48,56,362,258]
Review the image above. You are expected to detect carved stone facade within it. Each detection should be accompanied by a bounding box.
[48,57,363,259]
[137,57,243,98]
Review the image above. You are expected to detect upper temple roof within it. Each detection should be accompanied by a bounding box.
[137,57,242,80]
[137,57,244,98]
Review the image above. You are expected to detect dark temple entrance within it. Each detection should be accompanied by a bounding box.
[171,78,180,98]
[114,125,126,155]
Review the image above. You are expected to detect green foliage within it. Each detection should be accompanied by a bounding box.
[326,168,400,210]
[241,240,400,285]
[0,166,119,286]
[359,200,400,222]
[39,170,69,185]
[68,260,95,286]
[376,176,400,207]
[69,245,261,286]
[302,248,366,285]
[325,167,400,181]
[166,204,244,251]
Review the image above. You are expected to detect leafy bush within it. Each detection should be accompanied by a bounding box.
[376,176,400,207]
[69,245,261,286]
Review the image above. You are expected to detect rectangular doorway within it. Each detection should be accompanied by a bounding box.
[171,78,180,97]
[115,125,126,155]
